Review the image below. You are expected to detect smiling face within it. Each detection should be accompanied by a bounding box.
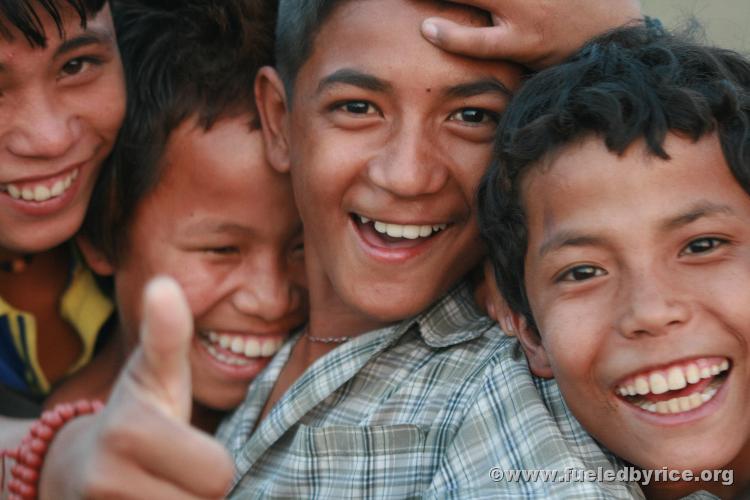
[108,115,307,410]
[263,0,522,334]
[0,3,125,254]
[520,133,750,473]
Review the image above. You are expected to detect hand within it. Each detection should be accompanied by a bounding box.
[421,0,643,69]
[39,277,234,500]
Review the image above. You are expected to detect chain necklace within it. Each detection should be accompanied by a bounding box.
[305,327,354,344]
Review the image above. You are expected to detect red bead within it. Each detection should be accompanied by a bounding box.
[29,438,47,455]
[41,411,64,428]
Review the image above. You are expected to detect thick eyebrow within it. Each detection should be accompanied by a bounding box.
[316,68,392,95]
[181,220,252,237]
[659,201,735,231]
[443,78,512,100]
[53,30,115,59]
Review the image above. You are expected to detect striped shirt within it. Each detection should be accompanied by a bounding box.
[217,280,644,498]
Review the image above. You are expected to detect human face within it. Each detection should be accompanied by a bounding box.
[0,3,125,254]
[268,0,522,334]
[521,133,750,473]
[113,116,307,410]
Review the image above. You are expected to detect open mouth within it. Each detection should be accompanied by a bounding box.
[197,330,285,366]
[352,213,449,248]
[615,357,730,415]
[0,168,79,203]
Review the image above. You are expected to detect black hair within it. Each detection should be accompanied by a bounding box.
[81,0,277,261]
[0,0,106,46]
[477,25,750,331]
[275,0,345,96]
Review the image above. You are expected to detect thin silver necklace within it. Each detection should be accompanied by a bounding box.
[305,327,354,344]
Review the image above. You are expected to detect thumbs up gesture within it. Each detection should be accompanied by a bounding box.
[39,277,234,499]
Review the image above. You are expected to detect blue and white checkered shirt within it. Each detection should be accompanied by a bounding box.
[217,281,644,498]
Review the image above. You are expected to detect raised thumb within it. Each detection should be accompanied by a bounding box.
[135,275,193,422]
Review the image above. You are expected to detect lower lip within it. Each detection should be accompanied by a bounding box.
[0,165,85,218]
[621,372,731,426]
[351,217,446,264]
[192,336,274,381]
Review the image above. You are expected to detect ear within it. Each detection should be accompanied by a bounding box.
[513,315,554,378]
[255,66,292,174]
[76,235,115,276]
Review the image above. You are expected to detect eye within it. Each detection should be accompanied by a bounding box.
[336,100,379,116]
[557,264,606,282]
[680,237,728,256]
[448,108,499,126]
[59,56,100,78]
[205,246,239,256]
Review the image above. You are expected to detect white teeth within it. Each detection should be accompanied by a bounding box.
[4,168,79,203]
[617,359,730,398]
[230,337,245,354]
[367,217,448,240]
[244,338,260,357]
[667,367,687,391]
[633,380,721,415]
[201,331,283,363]
[649,373,669,395]
[685,364,700,384]
[634,377,650,395]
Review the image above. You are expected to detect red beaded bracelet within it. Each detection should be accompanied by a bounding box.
[2,399,103,500]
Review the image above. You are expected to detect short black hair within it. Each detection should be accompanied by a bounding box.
[477,25,750,331]
[82,0,276,261]
[0,0,107,46]
[275,0,346,96]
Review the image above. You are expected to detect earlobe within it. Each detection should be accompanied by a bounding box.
[513,315,554,378]
[76,235,115,276]
[255,66,292,174]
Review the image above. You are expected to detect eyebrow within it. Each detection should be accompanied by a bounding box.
[660,201,735,231]
[316,68,392,95]
[538,201,736,257]
[444,78,513,99]
[53,29,115,59]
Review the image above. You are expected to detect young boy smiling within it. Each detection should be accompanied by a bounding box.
[478,26,750,499]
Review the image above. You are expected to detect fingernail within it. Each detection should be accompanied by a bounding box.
[486,301,496,319]
[421,20,439,42]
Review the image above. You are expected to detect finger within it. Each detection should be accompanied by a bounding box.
[133,275,194,421]
[125,409,234,497]
[421,17,531,61]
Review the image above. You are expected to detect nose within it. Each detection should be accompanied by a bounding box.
[615,268,691,338]
[5,89,80,159]
[366,122,448,198]
[231,258,301,323]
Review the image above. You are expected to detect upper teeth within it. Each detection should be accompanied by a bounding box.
[203,331,284,359]
[616,359,730,397]
[360,215,447,239]
[4,168,78,202]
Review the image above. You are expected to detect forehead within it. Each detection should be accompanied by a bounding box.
[522,134,747,244]
[297,0,520,95]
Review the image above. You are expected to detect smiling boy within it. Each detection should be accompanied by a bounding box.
[478,26,750,498]
[0,0,124,425]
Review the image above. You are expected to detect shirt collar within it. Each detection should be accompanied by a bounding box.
[407,279,492,349]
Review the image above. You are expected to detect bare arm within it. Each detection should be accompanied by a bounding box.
[421,0,643,69]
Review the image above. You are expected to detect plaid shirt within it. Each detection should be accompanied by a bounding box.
[217,281,644,499]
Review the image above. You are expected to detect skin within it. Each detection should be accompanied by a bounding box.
[420,0,642,69]
[82,114,307,422]
[517,133,750,498]
[0,3,125,254]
